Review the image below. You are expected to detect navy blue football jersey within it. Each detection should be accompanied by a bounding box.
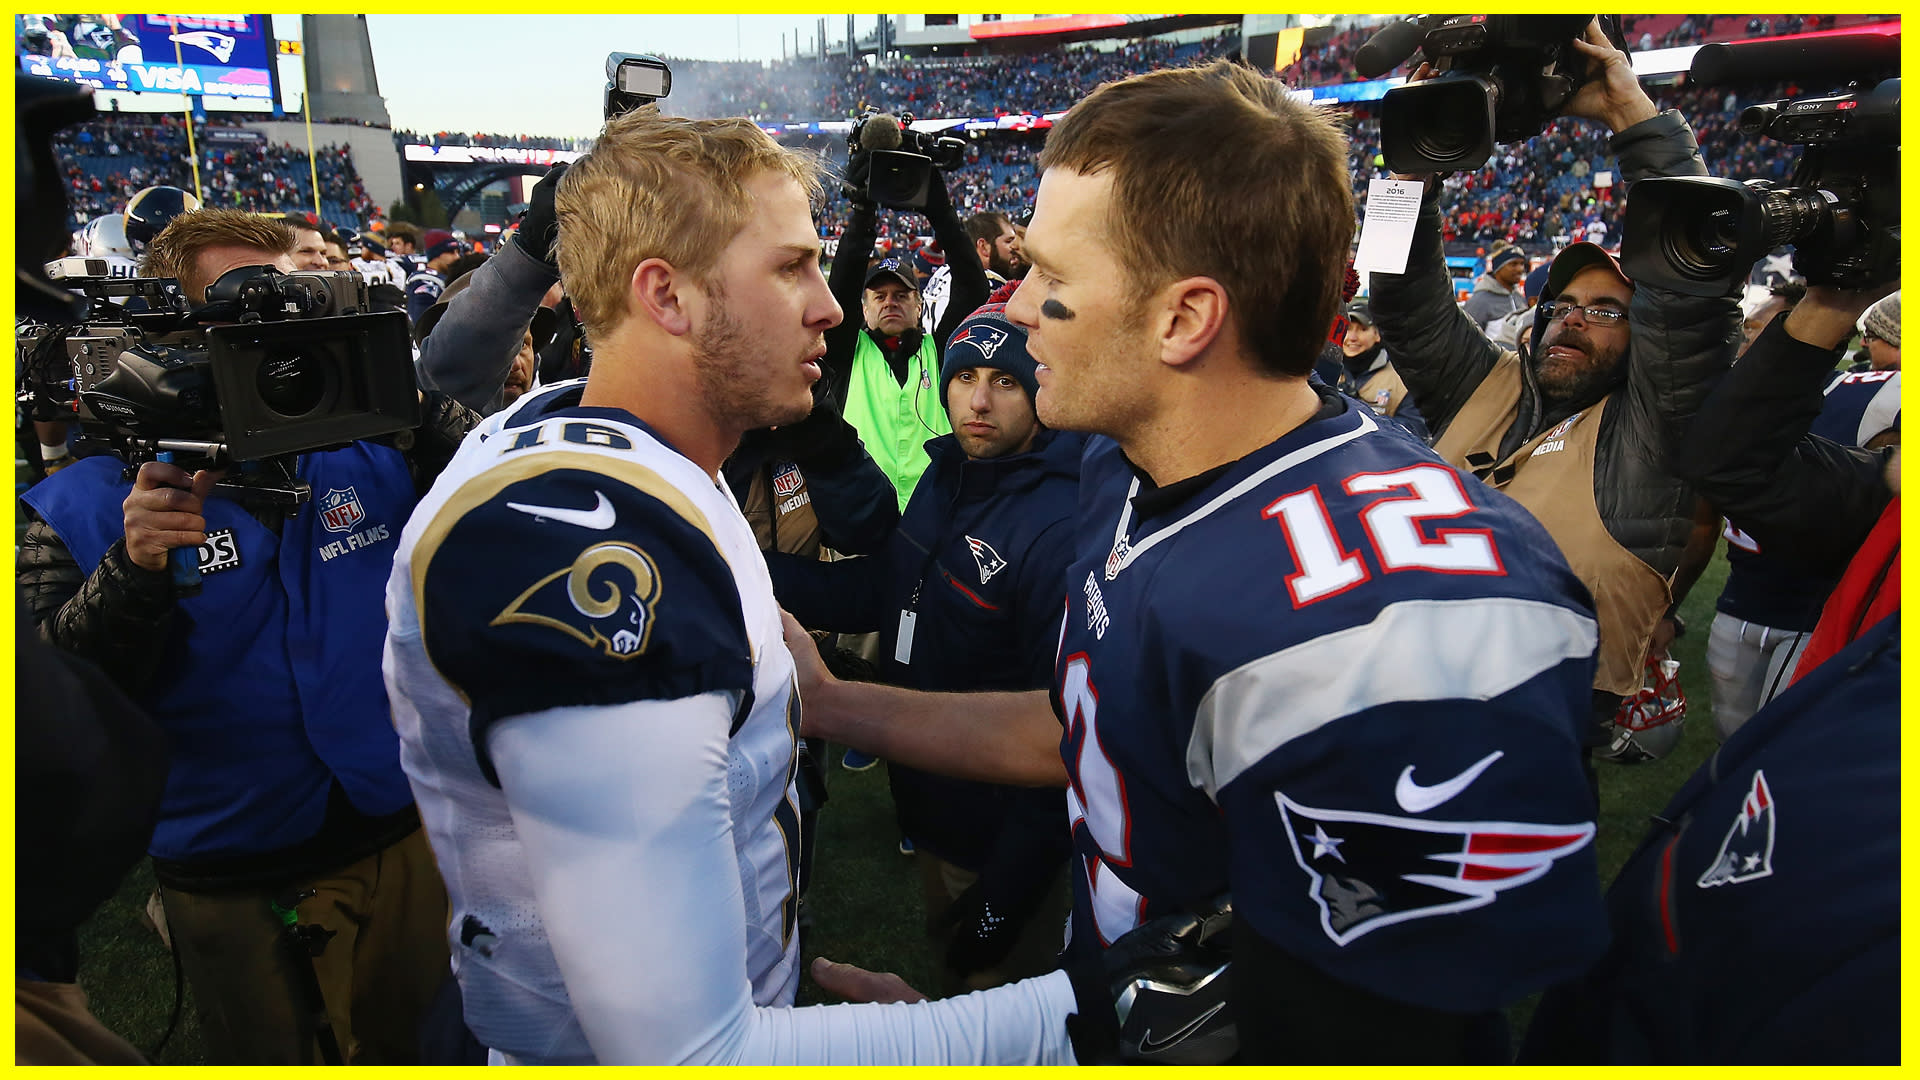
[1055,394,1609,1014]
[1718,369,1900,631]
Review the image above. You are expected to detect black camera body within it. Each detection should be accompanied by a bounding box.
[1621,78,1900,294]
[20,265,420,499]
[1373,14,1620,174]
[848,111,967,211]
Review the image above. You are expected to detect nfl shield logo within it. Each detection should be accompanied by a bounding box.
[319,487,366,534]
[772,463,803,498]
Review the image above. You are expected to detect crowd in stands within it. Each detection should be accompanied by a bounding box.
[394,129,593,151]
[53,114,375,233]
[663,33,1238,123]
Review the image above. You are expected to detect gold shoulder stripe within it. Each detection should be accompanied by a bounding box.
[410,450,723,644]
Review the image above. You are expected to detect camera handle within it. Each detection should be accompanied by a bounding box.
[154,450,204,597]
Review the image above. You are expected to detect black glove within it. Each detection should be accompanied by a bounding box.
[1066,894,1237,1066]
[514,162,567,268]
[940,881,1023,977]
[764,394,862,468]
[842,149,876,209]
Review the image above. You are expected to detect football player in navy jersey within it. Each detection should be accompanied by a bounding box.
[790,60,1610,1063]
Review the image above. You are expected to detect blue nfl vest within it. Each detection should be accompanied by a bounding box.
[23,444,417,862]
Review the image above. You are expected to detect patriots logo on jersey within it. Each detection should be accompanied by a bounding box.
[1697,770,1775,888]
[491,541,662,658]
[318,487,366,534]
[1277,792,1594,946]
[966,534,1008,584]
[949,322,1008,362]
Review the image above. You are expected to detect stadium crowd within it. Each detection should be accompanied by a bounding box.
[18,14,1898,1070]
[54,114,376,232]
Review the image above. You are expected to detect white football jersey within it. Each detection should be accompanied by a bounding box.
[383,380,802,1061]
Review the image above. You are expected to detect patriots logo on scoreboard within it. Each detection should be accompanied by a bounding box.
[1277,791,1594,946]
[966,534,1008,584]
[772,462,804,498]
[492,541,663,658]
[1697,770,1776,888]
[949,322,1008,362]
[318,487,366,534]
[169,30,236,63]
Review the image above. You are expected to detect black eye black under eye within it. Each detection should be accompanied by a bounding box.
[1041,299,1076,321]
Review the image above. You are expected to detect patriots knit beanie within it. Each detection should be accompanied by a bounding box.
[1862,290,1900,348]
[941,304,1039,405]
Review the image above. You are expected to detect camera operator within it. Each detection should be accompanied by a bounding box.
[825,117,991,509]
[1520,287,1901,1066]
[1368,21,1739,759]
[17,209,477,1064]
[1675,283,1899,684]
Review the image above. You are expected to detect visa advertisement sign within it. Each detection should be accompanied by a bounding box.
[17,14,274,99]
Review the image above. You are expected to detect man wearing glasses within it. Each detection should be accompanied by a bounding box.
[1368,23,1739,777]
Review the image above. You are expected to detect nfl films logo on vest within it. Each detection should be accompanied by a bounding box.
[319,487,367,534]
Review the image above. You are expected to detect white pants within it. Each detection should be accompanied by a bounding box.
[1706,611,1812,741]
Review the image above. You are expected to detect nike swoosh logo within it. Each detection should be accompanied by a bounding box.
[1138,1001,1226,1055]
[1395,750,1504,814]
[505,491,616,530]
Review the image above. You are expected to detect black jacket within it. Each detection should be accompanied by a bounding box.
[822,177,989,408]
[1369,110,1738,576]
[1673,315,1894,576]
[767,427,1080,906]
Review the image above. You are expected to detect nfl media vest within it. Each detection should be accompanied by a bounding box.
[842,332,950,513]
[1434,354,1671,697]
[1357,363,1412,417]
[22,444,417,863]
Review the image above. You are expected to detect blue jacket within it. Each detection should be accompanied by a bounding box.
[1521,614,1899,1063]
[768,426,1080,882]
[22,446,418,869]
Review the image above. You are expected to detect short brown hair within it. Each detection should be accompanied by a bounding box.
[965,211,1013,247]
[555,106,824,341]
[140,209,295,302]
[1039,60,1353,378]
[383,221,421,247]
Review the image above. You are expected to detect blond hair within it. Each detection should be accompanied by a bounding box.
[555,107,824,341]
[1040,61,1354,378]
[140,209,295,302]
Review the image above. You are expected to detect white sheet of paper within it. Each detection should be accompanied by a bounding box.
[894,609,917,665]
[1353,178,1425,277]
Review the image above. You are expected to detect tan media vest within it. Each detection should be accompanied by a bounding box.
[1433,353,1671,697]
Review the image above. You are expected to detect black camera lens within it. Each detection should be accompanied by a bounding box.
[1664,208,1746,279]
[256,349,328,417]
[1753,188,1834,250]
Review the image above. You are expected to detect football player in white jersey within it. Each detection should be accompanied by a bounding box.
[382,107,1084,1065]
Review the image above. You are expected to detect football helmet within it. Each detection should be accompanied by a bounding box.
[1597,655,1687,764]
[123,185,201,252]
[79,213,135,260]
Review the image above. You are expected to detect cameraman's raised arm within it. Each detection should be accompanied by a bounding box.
[821,194,878,406]
[924,169,989,351]
[1365,76,1506,437]
[417,164,565,414]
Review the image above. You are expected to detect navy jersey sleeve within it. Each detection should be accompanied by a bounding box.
[1192,603,1609,1015]
[414,460,752,778]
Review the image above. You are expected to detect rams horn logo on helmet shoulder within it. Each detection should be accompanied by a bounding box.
[492,542,662,658]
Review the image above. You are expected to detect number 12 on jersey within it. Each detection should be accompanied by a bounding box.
[1263,465,1504,607]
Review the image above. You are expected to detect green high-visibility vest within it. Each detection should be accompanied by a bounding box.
[842,332,950,513]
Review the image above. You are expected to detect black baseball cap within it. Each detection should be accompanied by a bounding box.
[1344,299,1373,326]
[864,258,918,292]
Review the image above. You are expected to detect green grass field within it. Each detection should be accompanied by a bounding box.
[66,553,1732,1062]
